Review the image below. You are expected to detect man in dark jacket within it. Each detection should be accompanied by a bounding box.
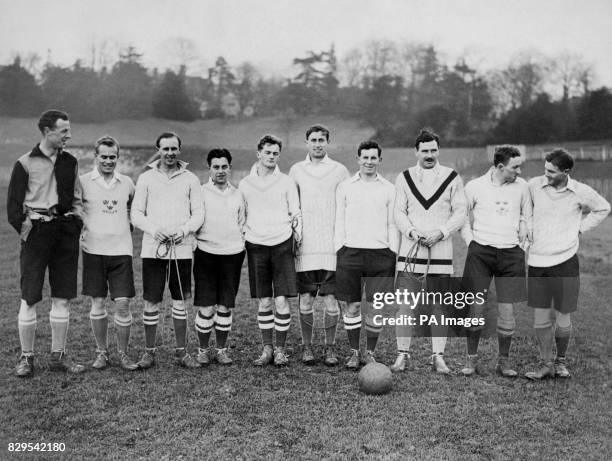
[7,109,86,377]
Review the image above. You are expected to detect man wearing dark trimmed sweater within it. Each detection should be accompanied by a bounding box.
[391,128,466,374]
[7,110,86,377]
[289,125,349,366]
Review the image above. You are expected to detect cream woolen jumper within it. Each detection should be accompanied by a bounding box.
[131,160,204,259]
[394,164,466,274]
[196,180,246,255]
[461,170,532,248]
[80,169,134,256]
[528,175,610,267]
[289,155,349,271]
[239,164,302,246]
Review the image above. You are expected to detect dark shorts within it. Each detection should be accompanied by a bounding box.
[297,270,336,296]
[336,247,396,303]
[461,241,526,303]
[20,217,81,306]
[142,258,192,304]
[528,254,579,314]
[246,237,297,298]
[82,251,135,299]
[193,248,245,308]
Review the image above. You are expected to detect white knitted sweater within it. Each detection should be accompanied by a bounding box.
[289,155,349,271]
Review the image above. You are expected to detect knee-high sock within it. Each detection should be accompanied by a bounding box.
[143,310,159,349]
[257,311,274,346]
[343,314,361,350]
[214,309,232,348]
[497,303,515,357]
[535,327,554,362]
[274,312,291,348]
[195,308,214,348]
[395,306,411,353]
[299,307,314,347]
[90,310,109,352]
[114,314,132,354]
[324,310,339,346]
[534,308,554,362]
[50,300,70,352]
[466,329,482,355]
[555,315,572,358]
[431,336,447,355]
[365,314,381,351]
[18,301,36,355]
[172,300,187,349]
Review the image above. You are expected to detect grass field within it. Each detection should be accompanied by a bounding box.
[1,161,611,460]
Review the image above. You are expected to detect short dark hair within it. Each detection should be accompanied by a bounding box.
[414,127,440,150]
[155,131,182,149]
[306,124,330,141]
[257,134,282,151]
[493,145,521,167]
[94,135,120,156]
[545,148,574,171]
[38,110,69,134]
[357,139,382,157]
[207,148,232,166]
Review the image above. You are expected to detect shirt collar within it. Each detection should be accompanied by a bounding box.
[31,144,59,161]
[149,159,189,176]
[539,174,577,192]
[349,171,383,183]
[90,168,121,183]
[206,178,235,191]
[305,153,331,164]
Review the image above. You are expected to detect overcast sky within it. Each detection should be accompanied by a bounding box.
[1,0,611,85]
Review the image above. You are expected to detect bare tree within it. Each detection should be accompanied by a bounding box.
[491,51,549,110]
[158,37,199,74]
[550,52,594,100]
[339,48,363,87]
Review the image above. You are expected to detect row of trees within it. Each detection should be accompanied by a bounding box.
[0,40,610,145]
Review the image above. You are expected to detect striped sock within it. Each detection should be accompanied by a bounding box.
[172,300,187,349]
[195,309,214,349]
[90,310,108,352]
[214,310,232,348]
[275,312,291,348]
[343,314,362,350]
[143,310,159,349]
[257,311,274,346]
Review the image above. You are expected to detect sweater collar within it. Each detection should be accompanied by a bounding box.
[349,171,384,183]
[249,162,280,177]
[305,153,332,164]
[149,159,189,178]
